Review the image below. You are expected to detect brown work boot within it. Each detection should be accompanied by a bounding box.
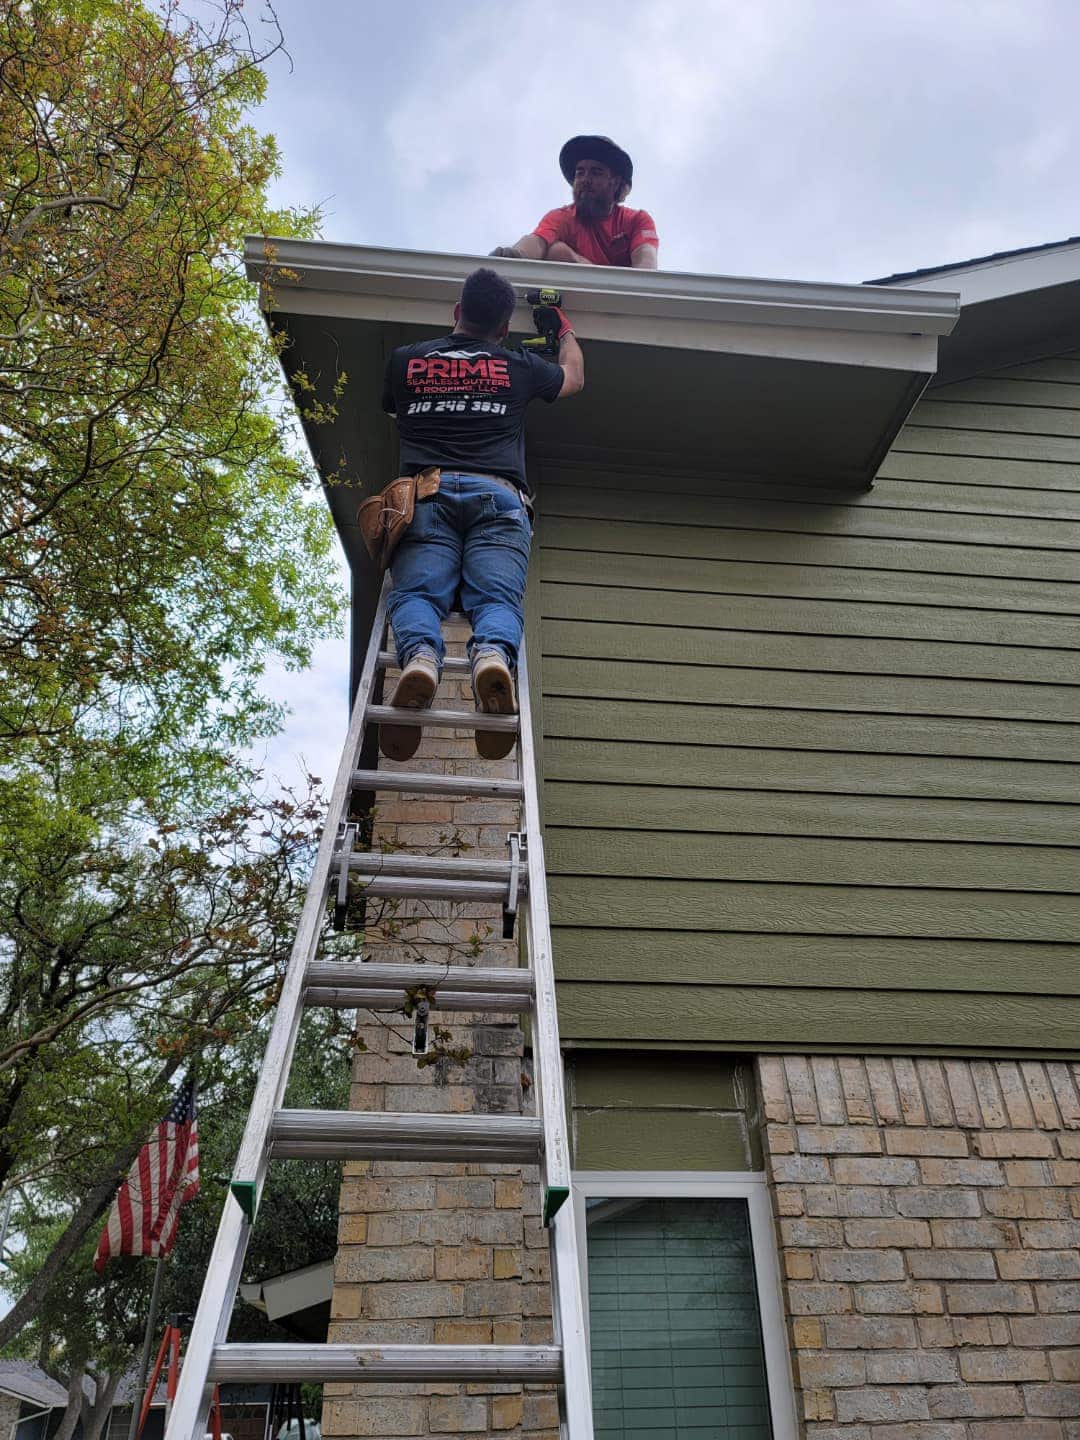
[471,650,517,761]
[379,651,439,762]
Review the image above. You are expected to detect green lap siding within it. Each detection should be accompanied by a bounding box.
[534,353,1080,1057]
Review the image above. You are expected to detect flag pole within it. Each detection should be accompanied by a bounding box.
[127,1255,168,1440]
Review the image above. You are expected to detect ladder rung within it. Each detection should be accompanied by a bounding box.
[306,986,529,1011]
[342,854,517,882]
[351,769,524,800]
[358,876,510,902]
[366,703,519,733]
[379,650,470,674]
[209,1342,563,1384]
[269,1110,543,1162]
[304,961,533,1012]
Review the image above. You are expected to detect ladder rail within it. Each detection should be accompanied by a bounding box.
[516,644,595,1436]
[164,580,392,1440]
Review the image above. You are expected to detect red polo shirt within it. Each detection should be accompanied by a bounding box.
[531,204,659,267]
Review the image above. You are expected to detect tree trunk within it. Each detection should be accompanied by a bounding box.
[83,1369,122,1440]
[52,1364,87,1440]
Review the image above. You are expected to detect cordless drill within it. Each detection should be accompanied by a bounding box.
[521,287,565,358]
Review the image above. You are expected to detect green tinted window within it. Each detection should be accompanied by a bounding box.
[586,1197,773,1440]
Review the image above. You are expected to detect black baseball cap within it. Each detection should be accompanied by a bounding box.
[559,135,633,188]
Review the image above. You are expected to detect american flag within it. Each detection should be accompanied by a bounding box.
[94,1078,200,1272]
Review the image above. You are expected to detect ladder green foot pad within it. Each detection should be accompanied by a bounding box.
[231,1180,258,1223]
[544,1185,569,1225]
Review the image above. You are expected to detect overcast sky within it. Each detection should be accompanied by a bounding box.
[250,0,1080,784]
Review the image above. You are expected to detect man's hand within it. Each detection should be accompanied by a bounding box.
[533,304,574,340]
[546,241,591,265]
[490,245,523,258]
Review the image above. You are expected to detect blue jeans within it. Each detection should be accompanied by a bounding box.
[387,473,533,672]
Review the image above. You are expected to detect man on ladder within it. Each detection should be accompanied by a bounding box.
[378,266,584,763]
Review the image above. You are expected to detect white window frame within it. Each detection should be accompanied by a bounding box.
[573,1170,798,1440]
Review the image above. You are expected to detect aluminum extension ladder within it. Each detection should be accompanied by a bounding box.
[165,578,594,1440]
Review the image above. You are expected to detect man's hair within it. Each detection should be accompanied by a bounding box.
[460,267,516,334]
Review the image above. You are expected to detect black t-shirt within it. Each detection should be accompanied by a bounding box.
[382,333,563,496]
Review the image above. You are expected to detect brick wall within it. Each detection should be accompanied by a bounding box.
[323,621,558,1440]
[758,1055,1080,1439]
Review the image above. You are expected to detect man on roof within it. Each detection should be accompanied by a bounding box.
[492,135,659,270]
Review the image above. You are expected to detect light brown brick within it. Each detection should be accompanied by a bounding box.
[866,1058,903,1124]
[1011,1316,1080,1347]
[434,1319,492,1344]
[494,1176,523,1208]
[799,1352,867,1386]
[839,1058,876,1123]
[855,1283,943,1315]
[897,1188,980,1218]
[928,1385,1024,1419]
[825,1317,917,1349]
[975,1131,1055,1159]
[793,1318,824,1348]
[429,1395,487,1433]
[776,1185,805,1215]
[434,1246,491,1281]
[1035,1282,1080,1312]
[785,1055,819,1122]
[959,1350,1051,1382]
[996,1063,1037,1129]
[786,1250,815,1280]
[998,1250,1080,1280]
[944,1059,983,1128]
[804,1389,836,1421]
[491,1394,525,1430]
[917,1060,956,1128]
[835,1157,920,1186]
[788,1282,852,1314]
[920,1157,1005,1186]
[893,1059,929,1127]
[866,1353,959,1384]
[819,1250,905,1283]
[845,1219,931,1249]
[1050,1351,1080,1382]
[945,1282,1034,1314]
[798,1125,884,1154]
[885,1130,968,1158]
[836,1386,930,1422]
[758,1057,791,1122]
[767,1123,796,1153]
[907,1250,997,1281]
[930,1217,1018,1248]
[813,1056,848,1124]
[1020,1062,1064,1130]
[1020,1219,1080,1248]
[1025,1385,1080,1418]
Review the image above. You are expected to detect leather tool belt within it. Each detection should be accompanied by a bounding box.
[357,467,442,571]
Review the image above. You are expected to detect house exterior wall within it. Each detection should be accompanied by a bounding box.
[759,1053,1080,1438]
[327,349,1080,1438]
[534,350,1080,1057]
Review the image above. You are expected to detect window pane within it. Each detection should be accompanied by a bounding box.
[586,1197,773,1440]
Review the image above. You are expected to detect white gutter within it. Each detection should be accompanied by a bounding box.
[244,238,958,371]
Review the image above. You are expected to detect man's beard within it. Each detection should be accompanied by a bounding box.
[574,189,613,221]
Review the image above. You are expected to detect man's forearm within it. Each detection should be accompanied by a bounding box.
[491,233,548,260]
[558,331,584,397]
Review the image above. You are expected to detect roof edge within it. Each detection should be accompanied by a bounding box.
[245,237,960,339]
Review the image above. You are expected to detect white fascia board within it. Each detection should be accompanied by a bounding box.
[245,238,958,361]
[884,240,1080,305]
[269,281,942,373]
